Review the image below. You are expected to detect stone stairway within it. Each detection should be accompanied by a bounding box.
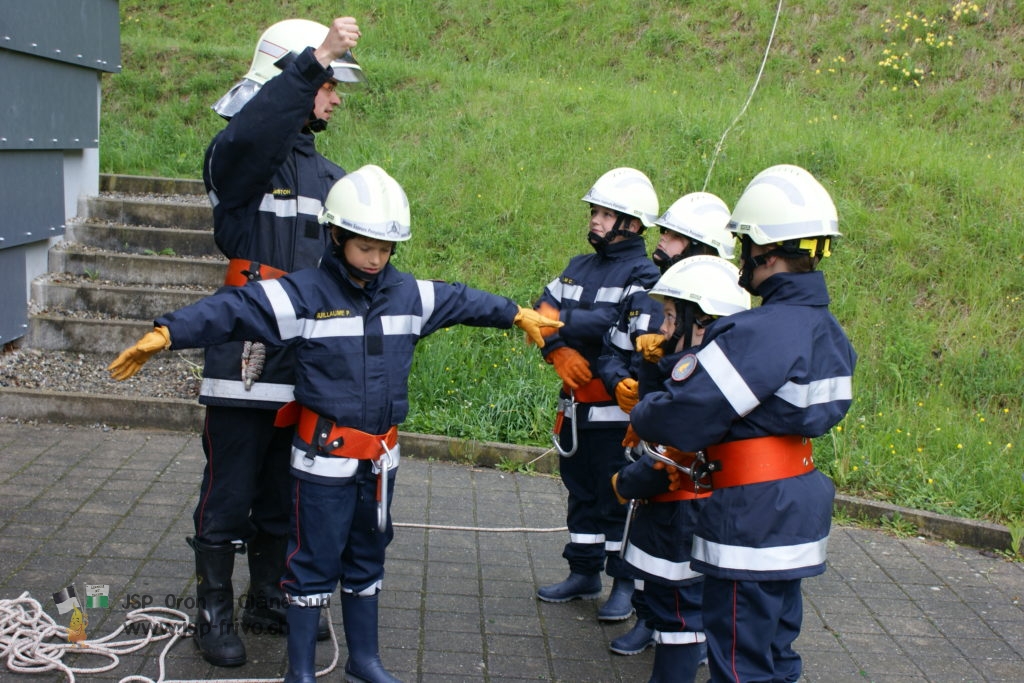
[0,174,220,431]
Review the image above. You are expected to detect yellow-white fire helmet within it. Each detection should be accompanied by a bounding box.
[319,165,412,242]
[648,255,751,317]
[654,192,735,259]
[213,19,365,118]
[727,164,839,252]
[581,167,660,229]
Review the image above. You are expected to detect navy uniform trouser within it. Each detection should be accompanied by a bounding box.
[194,405,292,543]
[644,579,704,643]
[702,576,803,683]
[558,418,631,578]
[282,459,397,600]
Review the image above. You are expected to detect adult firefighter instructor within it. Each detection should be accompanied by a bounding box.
[190,16,364,667]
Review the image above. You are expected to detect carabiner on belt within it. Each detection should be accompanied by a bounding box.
[551,391,579,457]
[375,440,396,533]
[640,441,712,490]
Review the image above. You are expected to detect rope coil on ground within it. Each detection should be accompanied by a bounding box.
[0,591,341,683]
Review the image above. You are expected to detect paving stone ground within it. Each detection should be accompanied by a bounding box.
[0,421,1021,682]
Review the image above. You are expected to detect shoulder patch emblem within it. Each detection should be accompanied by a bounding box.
[671,354,698,382]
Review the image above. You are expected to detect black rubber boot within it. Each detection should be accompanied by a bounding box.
[648,642,704,683]
[283,605,321,683]
[241,532,330,641]
[188,536,246,667]
[241,531,288,635]
[536,572,602,603]
[597,577,635,621]
[341,593,403,683]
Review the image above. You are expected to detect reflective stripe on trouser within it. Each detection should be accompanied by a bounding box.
[644,579,704,643]
[194,406,292,542]
[701,577,803,683]
[281,460,397,601]
[559,422,631,577]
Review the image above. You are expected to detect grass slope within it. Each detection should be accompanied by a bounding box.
[104,1,1023,527]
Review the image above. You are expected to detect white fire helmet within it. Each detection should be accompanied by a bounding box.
[581,167,660,228]
[213,19,365,118]
[655,192,735,259]
[319,165,412,242]
[727,164,840,252]
[648,255,751,317]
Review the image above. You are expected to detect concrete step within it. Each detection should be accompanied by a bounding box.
[31,275,214,319]
[48,244,226,288]
[66,220,217,257]
[25,313,209,354]
[81,194,212,231]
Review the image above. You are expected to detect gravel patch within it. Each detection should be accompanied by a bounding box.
[0,347,201,400]
[101,190,210,206]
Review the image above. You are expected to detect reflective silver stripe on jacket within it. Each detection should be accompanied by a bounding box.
[697,340,760,416]
[257,192,324,218]
[290,443,402,480]
[691,534,829,572]
[588,405,629,422]
[623,542,702,582]
[200,378,295,403]
[260,279,439,341]
[775,376,852,408]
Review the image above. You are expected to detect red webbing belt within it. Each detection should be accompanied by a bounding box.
[563,377,613,403]
[224,258,289,287]
[705,435,814,489]
[297,407,398,459]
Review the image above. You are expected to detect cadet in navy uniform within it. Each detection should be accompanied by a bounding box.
[109,166,562,683]
[532,168,661,622]
[597,192,735,655]
[611,255,750,682]
[631,164,856,682]
[186,17,367,666]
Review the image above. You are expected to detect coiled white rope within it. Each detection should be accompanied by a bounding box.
[702,0,785,191]
[0,591,340,683]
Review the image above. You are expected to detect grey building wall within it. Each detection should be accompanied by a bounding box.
[0,0,121,345]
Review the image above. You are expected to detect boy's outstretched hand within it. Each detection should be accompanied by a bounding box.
[514,306,563,348]
[108,326,172,380]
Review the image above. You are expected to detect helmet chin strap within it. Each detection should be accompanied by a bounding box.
[588,213,641,253]
[330,228,392,284]
[306,116,328,133]
[662,300,697,354]
[652,238,717,273]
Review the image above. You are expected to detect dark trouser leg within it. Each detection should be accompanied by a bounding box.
[702,577,802,682]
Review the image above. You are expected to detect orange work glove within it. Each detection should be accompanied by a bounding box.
[526,302,561,346]
[615,378,640,413]
[546,347,592,389]
[514,306,563,348]
[108,326,172,381]
[635,333,666,363]
[621,424,640,448]
[649,448,692,492]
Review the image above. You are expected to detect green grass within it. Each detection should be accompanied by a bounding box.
[105,1,1023,527]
